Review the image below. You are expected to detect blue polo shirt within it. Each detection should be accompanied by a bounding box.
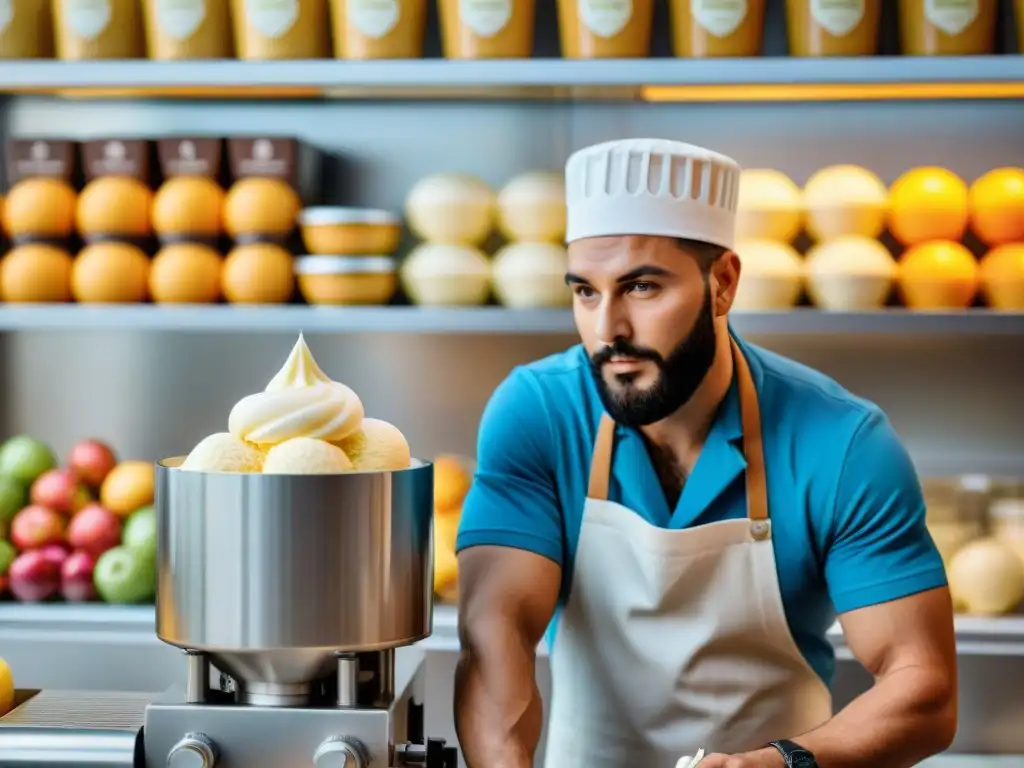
[456,332,947,686]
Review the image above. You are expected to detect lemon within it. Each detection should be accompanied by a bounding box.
[0,656,14,716]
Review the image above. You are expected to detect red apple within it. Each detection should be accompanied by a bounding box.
[67,504,122,559]
[8,550,61,602]
[67,439,118,490]
[30,468,91,514]
[10,505,66,550]
[61,550,97,602]
[39,542,69,568]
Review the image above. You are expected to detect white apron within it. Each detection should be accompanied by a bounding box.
[543,339,832,768]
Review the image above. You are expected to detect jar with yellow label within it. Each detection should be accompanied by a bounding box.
[330,0,426,59]
[0,1,55,58]
[785,0,880,57]
[898,0,997,56]
[670,0,765,58]
[438,0,535,59]
[53,0,145,60]
[558,0,654,58]
[142,0,233,59]
[231,0,328,59]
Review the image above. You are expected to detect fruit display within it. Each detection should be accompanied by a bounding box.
[0,435,157,605]
[734,164,1024,311]
[0,136,329,307]
[181,334,411,474]
[432,455,474,604]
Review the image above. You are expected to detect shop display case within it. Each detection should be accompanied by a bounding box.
[1,2,1023,765]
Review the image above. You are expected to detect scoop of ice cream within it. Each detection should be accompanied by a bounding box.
[228,334,365,446]
[181,433,265,473]
[335,418,412,471]
[262,438,354,475]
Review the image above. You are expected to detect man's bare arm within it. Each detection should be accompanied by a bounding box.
[709,586,958,768]
[454,545,561,768]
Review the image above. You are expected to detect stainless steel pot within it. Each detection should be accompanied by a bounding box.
[154,458,434,696]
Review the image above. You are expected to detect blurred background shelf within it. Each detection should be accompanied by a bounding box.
[1,306,1023,335]
[3,602,1022,658]
[1,57,1023,101]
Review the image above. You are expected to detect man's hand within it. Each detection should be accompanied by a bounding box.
[698,748,785,768]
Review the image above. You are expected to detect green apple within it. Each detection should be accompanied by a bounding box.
[122,506,156,566]
[0,540,15,575]
[0,437,57,486]
[0,476,27,527]
[93,546,155,604]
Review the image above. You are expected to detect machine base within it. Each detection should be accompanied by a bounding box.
[146,686,398,766]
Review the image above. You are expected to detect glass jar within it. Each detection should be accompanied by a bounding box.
[0,0,54,58]
[330,0,427,59]
[557,0,654,59]
[438,0,535,59]
[669,0,766,58]
[785,0,881,57]
[53,0,145,60]
[898,0,998,55]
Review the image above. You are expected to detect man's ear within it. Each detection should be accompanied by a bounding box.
[710,250,741,315]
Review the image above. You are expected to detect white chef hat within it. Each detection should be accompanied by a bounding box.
[564,138,741,250]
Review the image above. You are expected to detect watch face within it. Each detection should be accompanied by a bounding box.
[792,752,817,768]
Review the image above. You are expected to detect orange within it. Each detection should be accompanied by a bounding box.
[888,167,969,246]
[72,243,150,303]
[969,168,1024,246]
[149,244,223,304]
[0,244,73,303]
[898,240,979,310]
[979,243,1024,311]
[0,656,13,716]
[100,461,155,517]
[434,454,472,514]
[222,243,295,304]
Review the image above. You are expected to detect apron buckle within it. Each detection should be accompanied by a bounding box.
[749,520,771,540]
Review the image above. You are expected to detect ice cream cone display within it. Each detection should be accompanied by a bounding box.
[733,239,805,310]
[888,167,970,246]
[804,236,896,311]
[979,244,1024,311]
[0,435,159,605]
[898,240,979,310]
[803,165,889,241]
[736,169,804,243]
[432,454,473,602]
[182,334,411,474]
[968,167,1024,247]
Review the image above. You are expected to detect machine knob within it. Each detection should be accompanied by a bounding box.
[167,732,218,768]
[314,737,366,768]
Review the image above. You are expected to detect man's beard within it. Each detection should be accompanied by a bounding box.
[589,284,718,428]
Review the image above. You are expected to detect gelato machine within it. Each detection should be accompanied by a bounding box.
[0,457,456,767]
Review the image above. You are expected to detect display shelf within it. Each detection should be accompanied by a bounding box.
[0,57,1022,100]
[0,306,1023,335]
[423,605,1024,658]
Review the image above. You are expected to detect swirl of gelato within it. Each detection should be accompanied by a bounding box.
[228,334,365,445]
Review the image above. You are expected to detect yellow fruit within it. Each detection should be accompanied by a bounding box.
[433,513,460,600]
[101,461,156,517]
[0,656,14,716]
[434,455,472,513]
[969,167,1024,246]
[889,167,969,246]
[979,243,1024,311]
[898,241,979,310]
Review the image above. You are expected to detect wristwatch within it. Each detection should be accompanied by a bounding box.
[766,739,818,767]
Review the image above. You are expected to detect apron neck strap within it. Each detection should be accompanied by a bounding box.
[586,337,769,522]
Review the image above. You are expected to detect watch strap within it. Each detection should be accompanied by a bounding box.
[767,739,818,768]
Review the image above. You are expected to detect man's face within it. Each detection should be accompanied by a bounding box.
[566,236,738,428]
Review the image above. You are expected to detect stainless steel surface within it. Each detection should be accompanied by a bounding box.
[313,737,365,768]
[0,57,1020,94]
[167,733,217,768]
[155,458,434,696]
[1,306,1024,335]
[0,690,149,767]
[337,655,359,708]
[184,652,208,705]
